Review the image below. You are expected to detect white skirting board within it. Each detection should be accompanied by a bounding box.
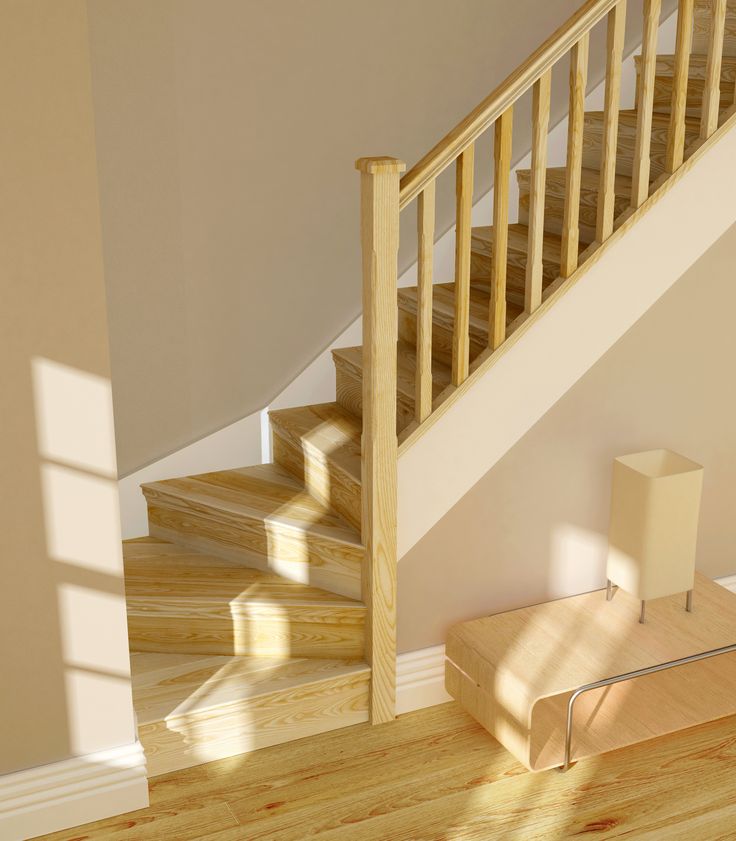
[0,741,148,841]
[396,575,736,716]
[396,644,451,715]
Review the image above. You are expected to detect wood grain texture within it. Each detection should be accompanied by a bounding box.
[632,0,663,207]
[583,108,701,179]
[636,53,736,117]
[332,342,451,434]
[398,282,523,371]
[416,183,435,423]
[124,537,365,659]
[452,144,475,385]
[525,70,552,314]
[596,0,627,243]
[398,0,619,207]
[37,701,736,840]
[398,104,736,453]
[693,0,736,57]
[561,33,590,277]
[518,165,631,244]
[131,652,369,777]
[356,157,403,725]
[447,573,736,771]
[666,0,696,172]
[489,108,512,348]
[142,464,364,600]
[270,402,362,534]
[701,0,729,138]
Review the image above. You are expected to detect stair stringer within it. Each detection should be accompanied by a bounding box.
[398,116,736,558]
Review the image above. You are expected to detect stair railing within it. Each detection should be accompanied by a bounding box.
[356,0,731,723]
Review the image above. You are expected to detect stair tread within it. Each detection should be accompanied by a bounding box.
[269,402,362,485]
[586,108,702,132]
[124,537,364,608]
[516,165,633,195]
[638,53,736,77]
[332,342,452,402]
[142,462,361,547]
[131,650,369,724]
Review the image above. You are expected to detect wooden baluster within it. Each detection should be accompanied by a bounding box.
[701,0,728,140]
[452,143,474,386]
[490,107,513,349]
[632,0,662,208]
[561,34,590,278]
[525,70,551,314]
[416,182,435,423]
[666,0,695,172]
[355,156,405,725]
[596,0,627,244]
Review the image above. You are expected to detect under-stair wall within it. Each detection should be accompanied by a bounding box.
[117,6,680,541]
[397,114,736,557]
[398,220,736,652]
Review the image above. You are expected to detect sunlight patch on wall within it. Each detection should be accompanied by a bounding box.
[32,357,117,477]
[40,463,123,573]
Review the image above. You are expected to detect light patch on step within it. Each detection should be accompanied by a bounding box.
[230,600,291,657]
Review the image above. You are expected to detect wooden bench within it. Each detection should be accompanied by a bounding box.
[446,572,736,771]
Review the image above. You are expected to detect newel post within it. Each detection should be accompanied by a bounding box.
[355,156,405,724]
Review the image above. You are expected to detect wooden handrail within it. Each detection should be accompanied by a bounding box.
[398,0,619,210]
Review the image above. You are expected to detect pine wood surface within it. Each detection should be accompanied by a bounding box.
[332,342,451,434]
[355,158,403,724]
[36,701,736,840]
[124,537,365,659]
[269,402,362,533]
[447,573,736,771]
[131,651,369,777]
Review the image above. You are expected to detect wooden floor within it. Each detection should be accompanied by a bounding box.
[38,702,736,840]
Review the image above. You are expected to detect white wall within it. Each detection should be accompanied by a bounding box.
[118,8,677,538]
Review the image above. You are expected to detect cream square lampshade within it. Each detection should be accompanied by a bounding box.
[606,449,703,615]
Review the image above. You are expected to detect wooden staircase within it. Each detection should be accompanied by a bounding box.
[125,0,736,778]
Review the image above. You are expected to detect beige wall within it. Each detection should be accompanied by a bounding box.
[398,222,736,653]
[0,0,136,774]
[87,0,662,475]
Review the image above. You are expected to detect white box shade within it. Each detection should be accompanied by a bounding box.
[607,449,703,605]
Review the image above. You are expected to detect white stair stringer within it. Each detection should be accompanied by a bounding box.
[398,116,736,558]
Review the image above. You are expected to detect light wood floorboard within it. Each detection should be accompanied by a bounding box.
[36,702,736,840]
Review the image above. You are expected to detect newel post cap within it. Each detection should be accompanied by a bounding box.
[355,156,407,174]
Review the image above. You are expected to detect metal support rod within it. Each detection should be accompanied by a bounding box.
[561,641,736,771]
[639,600,647,624]
[606,579,613,601]
[686,589,694,612]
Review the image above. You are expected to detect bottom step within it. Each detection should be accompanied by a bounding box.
[132,652,370,777]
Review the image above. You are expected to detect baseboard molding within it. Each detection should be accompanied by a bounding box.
[396,644,450,715]
[397,570,736,717]
[0,741,148,841]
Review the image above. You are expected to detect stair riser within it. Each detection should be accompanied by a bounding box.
[517,172,630,244]
[127,603,365,660]
[334,362,415,433]
[271,429,362,535]
[582,113,699,180]
[693,3,736,57]
[469,233,560,293]
[397,305,487,371]
[146,500,363,600]
[140,669,370,777]
[636,60,736,118]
